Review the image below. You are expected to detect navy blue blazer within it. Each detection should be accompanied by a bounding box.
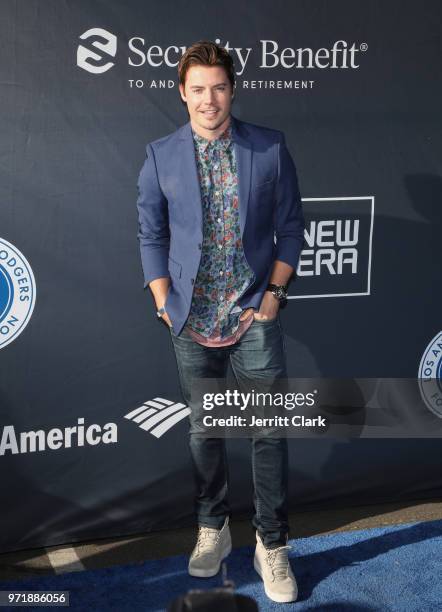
[136,113,305,335]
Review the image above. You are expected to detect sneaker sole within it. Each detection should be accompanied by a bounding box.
[253,555,298,603]
[188,540,232,578]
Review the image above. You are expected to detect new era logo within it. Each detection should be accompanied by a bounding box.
[124,397,191,438]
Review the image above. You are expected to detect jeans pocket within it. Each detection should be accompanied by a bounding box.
[253,313,278,324]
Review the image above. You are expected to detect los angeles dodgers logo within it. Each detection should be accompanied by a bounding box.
[418,331,442,418]
[0,238,36,349]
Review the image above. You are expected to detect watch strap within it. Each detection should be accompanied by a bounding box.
[267,283,288,292]
[266,283,288,302]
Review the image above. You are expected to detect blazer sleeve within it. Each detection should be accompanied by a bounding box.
[273,132,305,272]
[136,143,170,289]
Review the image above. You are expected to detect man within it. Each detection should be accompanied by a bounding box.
[136,40,305,604]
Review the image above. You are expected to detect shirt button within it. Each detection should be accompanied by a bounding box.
[218,244,222,250]
[220,270,224,276]
[220,295,224,301]
[215,191,220,197]
[217,217,222,223]
[214,164,219,170]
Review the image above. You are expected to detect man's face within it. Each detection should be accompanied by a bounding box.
[179,64,233,138]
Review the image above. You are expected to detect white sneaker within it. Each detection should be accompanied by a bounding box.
[188,517,232,577]
[254,531,298,603]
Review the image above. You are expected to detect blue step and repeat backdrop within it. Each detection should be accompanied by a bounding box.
[1,0,441,553]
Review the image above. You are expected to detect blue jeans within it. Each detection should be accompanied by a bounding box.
[169,315,289,548]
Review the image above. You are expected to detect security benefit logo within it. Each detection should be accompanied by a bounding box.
[0,238,36,349]
[419,331,442,418]
[124,397,191,438]
[290,197,374,299]
[77,28,117,74]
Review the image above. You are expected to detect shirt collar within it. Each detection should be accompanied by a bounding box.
[192,120,232,154]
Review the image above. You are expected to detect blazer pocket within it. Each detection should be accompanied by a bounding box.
[168,256,182,279]
[253,177,275,190]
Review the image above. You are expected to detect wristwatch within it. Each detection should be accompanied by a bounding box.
[156,306,167,319]
[266,283,288,303]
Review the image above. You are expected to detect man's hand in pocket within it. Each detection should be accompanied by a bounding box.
[254,291,280,321]
[239,307,255,322]
[162,312,172,328]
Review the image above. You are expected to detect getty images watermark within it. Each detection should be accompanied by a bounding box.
[185,378,442,438]
[201,387,325,430]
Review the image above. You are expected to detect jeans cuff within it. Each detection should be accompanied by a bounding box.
[256,528,289,548]
[198,515,228,530]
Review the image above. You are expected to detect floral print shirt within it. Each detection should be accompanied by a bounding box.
[185,120,255,344]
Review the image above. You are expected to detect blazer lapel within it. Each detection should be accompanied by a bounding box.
[178,113,252,239]
[178,121,204,233]
[231,114,252,238]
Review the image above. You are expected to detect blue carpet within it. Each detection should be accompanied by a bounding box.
[1,519,441,611]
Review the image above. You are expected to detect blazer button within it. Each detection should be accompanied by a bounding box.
[198,243,202,250]
[191,278,195,285]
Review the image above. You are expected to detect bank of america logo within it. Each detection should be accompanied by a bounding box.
[124,397,191,438]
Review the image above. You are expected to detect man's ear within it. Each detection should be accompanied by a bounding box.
[178,84,186,103]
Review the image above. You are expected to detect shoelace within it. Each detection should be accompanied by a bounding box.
[194,526,221,556]
[266,545,292,580]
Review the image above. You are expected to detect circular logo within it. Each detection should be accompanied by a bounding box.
[418,331,442,417]
[0,238,36,349]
